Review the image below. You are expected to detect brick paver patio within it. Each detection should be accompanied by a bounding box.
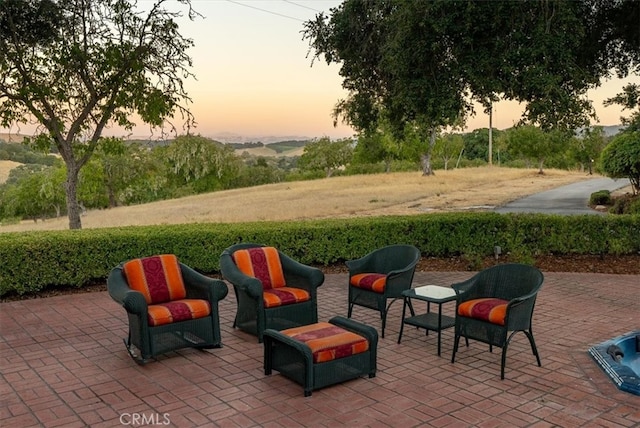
[1,271,639,427]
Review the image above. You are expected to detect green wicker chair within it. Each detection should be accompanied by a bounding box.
[219,243,325,343]
[346,244,421,338]
[107,254,228,364]
[450,263,544,379]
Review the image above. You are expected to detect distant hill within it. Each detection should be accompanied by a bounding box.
[0,133,29,143]
[229,139,310,157]
[266,140,308,154]
[600,125,625,137]
[209,132,312,145]
[576,124,625,138]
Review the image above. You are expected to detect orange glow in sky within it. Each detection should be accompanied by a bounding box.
[179,0,639,140]
[2,0,638,141]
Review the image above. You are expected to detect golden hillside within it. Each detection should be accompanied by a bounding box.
[0,167,596,233]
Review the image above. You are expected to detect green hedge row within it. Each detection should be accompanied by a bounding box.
[1,212,638,296]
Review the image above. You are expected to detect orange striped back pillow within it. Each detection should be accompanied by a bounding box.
[232,247,286,289]
[123,254,186,304]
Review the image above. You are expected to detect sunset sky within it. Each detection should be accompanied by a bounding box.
[175,0,639,141]
[2,0,639,141]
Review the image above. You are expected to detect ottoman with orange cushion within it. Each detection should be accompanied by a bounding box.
[263,316,378,396]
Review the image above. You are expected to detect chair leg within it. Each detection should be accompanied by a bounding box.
[501,329,542,379]
[380,297,403,338]
[124,336,151,365]
[347,301,354,318]
[264,337,273,375]
[407,299,416,317]
[451,331,460,363]
[524,329,542,367]
[500,346,508,380]
[502,330,521,379]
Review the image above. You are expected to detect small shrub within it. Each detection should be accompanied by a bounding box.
[590,190,611,206]
[609,194,640,215]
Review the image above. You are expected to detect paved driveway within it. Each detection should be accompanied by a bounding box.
[495,177,631,215]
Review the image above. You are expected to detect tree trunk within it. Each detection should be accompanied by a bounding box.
[537,159,545,175]
[64,167,83,229]
[421,153,433,175]
[108,184,117,208]
[421,128,437,176]
[488,102,493,166]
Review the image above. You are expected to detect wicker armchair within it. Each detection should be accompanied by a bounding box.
[450,263,544,379]
[346,244,421,337]
[107,254,228,364]
[219,243,324,342]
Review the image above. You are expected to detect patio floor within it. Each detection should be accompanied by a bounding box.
[1,270,639,427]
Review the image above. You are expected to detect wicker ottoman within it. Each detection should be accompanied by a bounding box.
[263,316,378,396]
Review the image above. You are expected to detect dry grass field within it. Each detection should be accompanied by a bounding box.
[234,146,306,157]
[0,167,597,233]
[0,160,23,183]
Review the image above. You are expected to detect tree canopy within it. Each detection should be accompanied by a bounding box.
[303,0,640,175]
[298,137,354,177]
[0,0,198,229]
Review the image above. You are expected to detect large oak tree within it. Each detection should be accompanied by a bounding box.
[0,0,197,229]
[303,0,639,175]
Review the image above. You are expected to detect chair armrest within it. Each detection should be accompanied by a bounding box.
[345,256,366,273]
[219,252,263,299]
[508,290,537,306]
[122,291,148,314]
[386,263,416,280]
[329,316,378,348]
[345,252,381,274]
[263,328,315,360]
[506,291,539,315]
[107,266,148,314]
[280,254,324,290]
[180,263,228,302]
[504,293,538,329]
[452,277,481,300]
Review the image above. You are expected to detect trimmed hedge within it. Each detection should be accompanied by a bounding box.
[1,212,638,296]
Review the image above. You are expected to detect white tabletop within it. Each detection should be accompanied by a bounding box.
[413,285,457,299]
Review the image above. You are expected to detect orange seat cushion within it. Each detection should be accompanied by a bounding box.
[350,273,387,293]
[263,287,311,308]
[232,247,286,289]
[458,298,508,326]
[147,299,211,327]
[123,255,186,304]
[281,322,369,363]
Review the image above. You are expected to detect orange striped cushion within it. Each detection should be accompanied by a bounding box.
[281,322,369,363]
[263,287,311,308]
[232,247,286,289]
[350,273,387,293]
[123,255,186,304]
[147,299,211,326]
[458,298,508,326]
